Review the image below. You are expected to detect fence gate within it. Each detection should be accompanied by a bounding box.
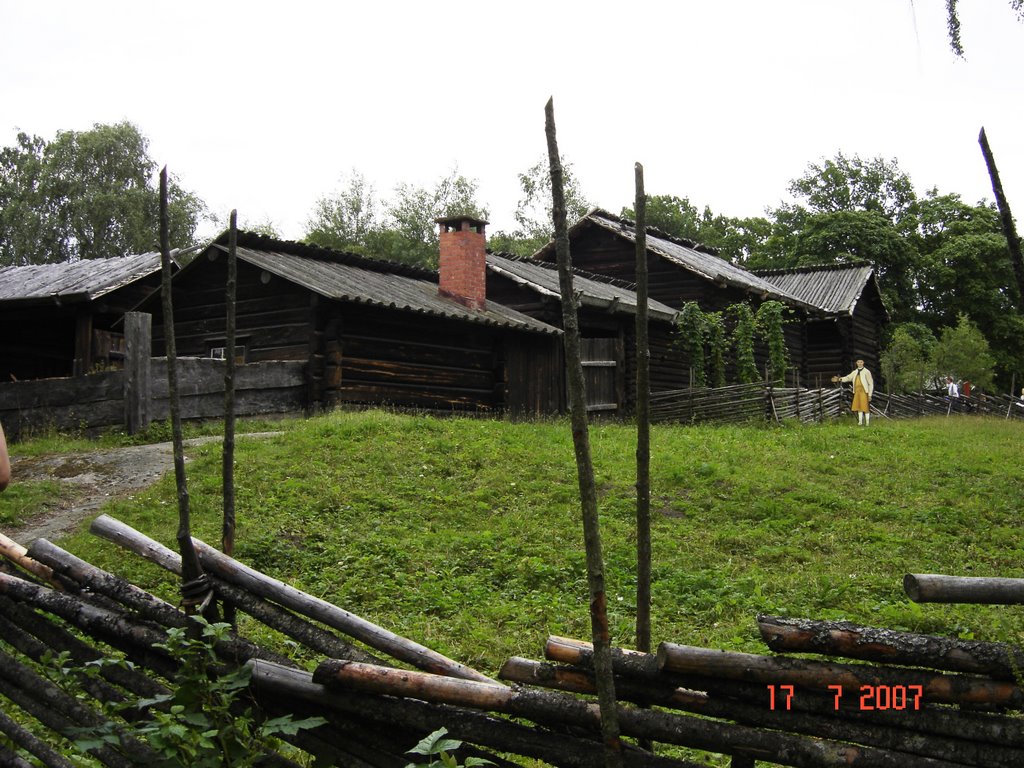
[580,337,622,415]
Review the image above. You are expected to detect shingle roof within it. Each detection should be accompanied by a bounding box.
[0,253,162,305]
[206,233,559,337]
[579,210,818,311]
[486,252,678,323]
[753,263,881,316]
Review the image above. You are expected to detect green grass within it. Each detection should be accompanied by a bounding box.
[35,410,1024,675]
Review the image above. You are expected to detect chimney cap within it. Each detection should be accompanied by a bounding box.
[436,214,489,233]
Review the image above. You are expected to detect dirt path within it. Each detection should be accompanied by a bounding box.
[6,433,280,545]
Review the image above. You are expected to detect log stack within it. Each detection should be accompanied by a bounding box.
[2,515,1023,767]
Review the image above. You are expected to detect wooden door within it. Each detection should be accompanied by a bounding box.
[580,337,621,414]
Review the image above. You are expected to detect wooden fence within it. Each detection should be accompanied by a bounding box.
[0,358,306,441]
[651,383,1024,425]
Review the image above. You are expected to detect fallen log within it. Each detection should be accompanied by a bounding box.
[904,574,1024,605]
[253,660,698,768]
[500,657,1024,768]
[548,636,1024,747]
[758,614,1024,679]
[657,641,1024,709]
[91,514,492,683]
[0,743,35,768]
[314,659,969,768]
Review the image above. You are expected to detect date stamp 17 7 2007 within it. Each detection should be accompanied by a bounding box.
[767,684,924,712]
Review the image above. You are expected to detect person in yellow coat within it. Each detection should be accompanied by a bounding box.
[832,359,874,426]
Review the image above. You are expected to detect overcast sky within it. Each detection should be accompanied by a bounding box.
[2,1,1022,243]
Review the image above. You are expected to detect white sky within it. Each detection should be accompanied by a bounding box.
[2,1,1022,243]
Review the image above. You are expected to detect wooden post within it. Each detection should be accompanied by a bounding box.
[123,312,151,435]
[979,128,1024,305]
[545,97,623,768]
[159,167,212,621]
[223,210,238,627]
[634,163,651,657]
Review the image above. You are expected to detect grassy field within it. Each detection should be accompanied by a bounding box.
[10,410,1024,678]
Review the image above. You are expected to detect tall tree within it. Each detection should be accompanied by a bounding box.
[0,122,205,265]
[491,154,589,257]
[305,169,380,253]
[943,0,1023,57]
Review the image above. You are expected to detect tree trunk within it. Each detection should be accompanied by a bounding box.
[978,127,1024,305]
[223,209,238,626]
[634,162,652,655]
[544,96,623,768]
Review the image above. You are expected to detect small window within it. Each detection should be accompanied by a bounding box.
[209,344,247,364]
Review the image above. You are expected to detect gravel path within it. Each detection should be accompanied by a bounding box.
[6,433,280,545]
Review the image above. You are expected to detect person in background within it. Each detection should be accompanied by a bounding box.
[946,376,960,412]
[961,380,973,412]
[0,422,9,492]
[832,359,874,426]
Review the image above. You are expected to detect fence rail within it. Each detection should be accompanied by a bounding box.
[651,382,1024,425]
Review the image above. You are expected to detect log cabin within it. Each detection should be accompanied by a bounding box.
[0,253,165,381]
[534,209,886,386]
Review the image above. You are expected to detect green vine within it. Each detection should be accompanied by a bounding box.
[756,300,789,385]
[704,311,727,388]
[728,303,759,384]
[675,301,707,387]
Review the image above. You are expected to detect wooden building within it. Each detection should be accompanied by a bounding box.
[486,252,680,412]
[142,220,564,417]
[535,209,886,387]
[0,254,164,381]
[754,263,888,386]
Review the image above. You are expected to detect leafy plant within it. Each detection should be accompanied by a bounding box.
[675,301,707,387]
[53,618,324,767]
[728,302,759,384]
[756,300,789,385]
[405,727,494,768]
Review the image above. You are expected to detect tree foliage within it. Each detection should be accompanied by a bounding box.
[728,303,760,384]
[755,300,789,385]
[880,323,935,393]
[931,313,997,390]
[0,122,205,265]
[945,1,1024,57]
[304,167,487,268]
[675,301,707,387]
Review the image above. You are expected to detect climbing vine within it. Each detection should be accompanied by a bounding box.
[728,303,759,384]
[704,311,727,388]
[756,300,789,385]
[675,301,707,387]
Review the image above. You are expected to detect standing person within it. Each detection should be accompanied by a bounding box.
[0,422,9,492]
[946,376,960,412]
[832,359,874,426]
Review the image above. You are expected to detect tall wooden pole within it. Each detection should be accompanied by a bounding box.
[979,127,1024,306]
[223,210,238,627]
[634,163,651,655]
[159,167,210,619]
[544,97,623,768]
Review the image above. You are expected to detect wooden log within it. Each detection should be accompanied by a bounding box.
[0,532,61,588]
[26,538,294,669]
[314,659,967,767]
[0,743,35,768]
[657,641,1024,709]
[634,161,652,656]
[546,635,1024,748]
[0,594,166,699]
[123,311,152,435]
[904,573,1024,605]
[254,661,700,768]
[499,657,1024,767]
[0,708,75,768]
[758,614,1024,679]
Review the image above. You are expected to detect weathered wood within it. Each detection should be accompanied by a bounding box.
[315,658,969,767]
[759,614,1024,679]
[634,162,652,655]
[657,641,1024,708]
[500,656,1024,767]
[254,660,699,768]
[224,209,238,627]
[123,312,152,435]
[979,127,1024,305]
[545,96,623,768]
[0,532,60,587]
[0,707,75,768]
[905,573,1024,605]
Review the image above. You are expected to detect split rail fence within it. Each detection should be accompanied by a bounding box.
[2,516,1024,767]
[650,383,1024,425]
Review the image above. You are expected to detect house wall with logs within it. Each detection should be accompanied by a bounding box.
[149,258,562,418]
[541,227,809,387]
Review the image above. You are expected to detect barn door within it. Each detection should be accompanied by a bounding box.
[580,337,621,414]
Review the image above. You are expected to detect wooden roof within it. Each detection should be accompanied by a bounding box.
[753,263,886,317]
[486,252,679,323]
[203,232,560,337]
[0,253,162,307]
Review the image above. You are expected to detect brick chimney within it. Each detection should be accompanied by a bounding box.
[437,215,488,311]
